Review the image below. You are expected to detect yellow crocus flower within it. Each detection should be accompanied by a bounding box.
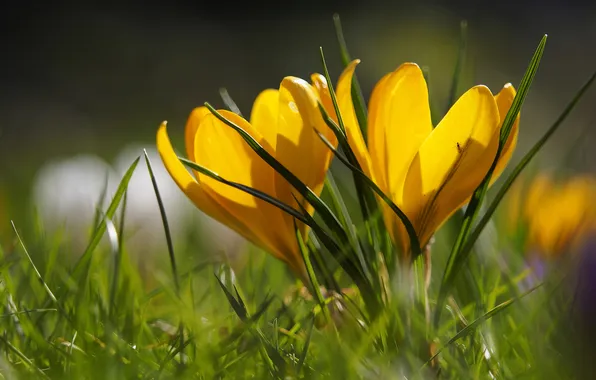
[335,60,519,258]
[523,174,596,257]
[157,77,337,277]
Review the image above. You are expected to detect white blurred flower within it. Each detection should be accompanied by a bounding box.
[32,154,118,246]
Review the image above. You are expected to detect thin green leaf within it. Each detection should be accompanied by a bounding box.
[446,20,468,112]
[145,150,180,295]
[319,47,380,257]
[297,315,315,374]
[435,35,547,327]
[11,221,58,304]
[71,156,140,277]
[294,217,330,323]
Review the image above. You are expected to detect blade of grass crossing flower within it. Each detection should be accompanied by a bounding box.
[319,47,379,230]
[434,35,547,327]
[314,130,422,259]
[294,218,330,324]
[180,158,309,224]
[204,104,348,244]
[332,13,368,139]
[71,156,140,278]
[219,87,243,117]
[461,70,596,260]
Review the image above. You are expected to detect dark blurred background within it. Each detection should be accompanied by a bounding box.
[1,0,595,235]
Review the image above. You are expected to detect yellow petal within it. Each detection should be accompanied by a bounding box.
[492,84,519,182]
[336,60,375,181]
[310,73,336,121]
[403,85,500,248]
[371,63,433,203]
[157,122,254,241]
[193,111,303,272]
[249,89,279,151]
[185,107,210,162]
[367,72,391,192]
[275,77,337,206]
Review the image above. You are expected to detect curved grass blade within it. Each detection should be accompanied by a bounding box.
[71,156,140,278]
[332,13,368,139]
[297,315,315,374]
[319,47,380,253]
[204,104,347,244]
[459,70,596,263]
[434,35,548,327]
[219,87,243,117]
[145,150,180,295]
[314,129,422,259]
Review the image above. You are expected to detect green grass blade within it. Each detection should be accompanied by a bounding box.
[319,47,380,255]
[332,13,368,139]
[71,156,140,278]
[434,35,547,327]
[11,221,58,304]
[294,218,330,323]
[215,275,248,322]
[460,70,596,262]
[297,315,315,374]
[219,87,243,117]
[446,20,468,112]
[0,335,51,379]
[144,150,180,295]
